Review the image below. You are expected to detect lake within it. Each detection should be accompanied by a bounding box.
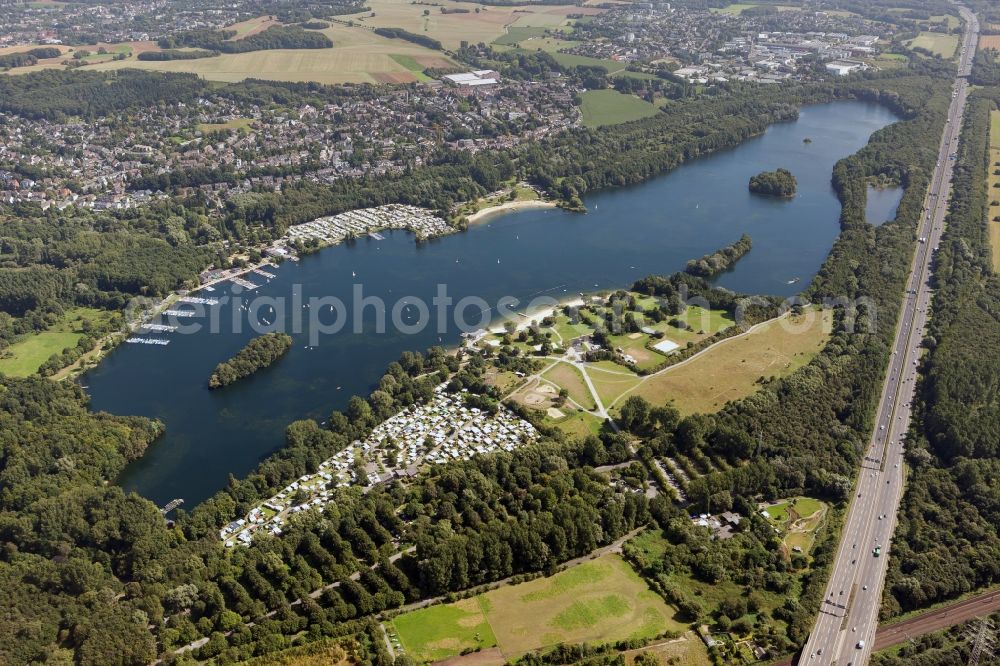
[84,100,899,507]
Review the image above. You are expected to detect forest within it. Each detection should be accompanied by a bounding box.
[209,333,294,389]
[748,168,797,197]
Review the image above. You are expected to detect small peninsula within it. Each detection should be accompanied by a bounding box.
[685,233,753,277]
[209,332,293,389]
[749,168,797,197]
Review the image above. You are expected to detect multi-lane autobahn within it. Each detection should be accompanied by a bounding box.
[800,6,979,666]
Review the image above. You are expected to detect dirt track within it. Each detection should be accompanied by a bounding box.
[770,589,1000,665]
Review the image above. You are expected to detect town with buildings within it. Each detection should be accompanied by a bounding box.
[0,77,578,211]
[221,385,539,546]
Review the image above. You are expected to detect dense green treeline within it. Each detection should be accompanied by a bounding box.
[138,49,220,61]
[372,27,442,51]
[885,89,1000,616]
[0,47,61,69]
[209,333,294,389]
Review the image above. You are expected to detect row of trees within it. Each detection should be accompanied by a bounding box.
[157,25,332,53]
[684,233,754,277]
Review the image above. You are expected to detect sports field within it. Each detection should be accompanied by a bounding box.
[391,554,682,661]
[611,307,832,414]
[908,32,958,58]
[989,110,1000,272]
[0,307,113,377]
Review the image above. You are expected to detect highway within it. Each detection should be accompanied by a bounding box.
[800,5,979,665]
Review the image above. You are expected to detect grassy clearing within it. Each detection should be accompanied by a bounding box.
[579,89,659,128]
[542,362,596,410]
[988,110,1000,273]
[391,597,497,662]
[761,496,827,557]
[224,16,280,39]
[617,308,832,414]
[548,51,627,72]
[0,307,113,377]
[908,32,958,58]
[198,118,253,133]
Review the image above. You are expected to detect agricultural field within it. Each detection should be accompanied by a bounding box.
[908,31,958,58]
[612,307,832,415]
[343,0,601,50]
[989,110,1000,272]
[392,554,683,662]
[223,15,280,39]
[548,51,627,73]
[88,22,454,84]
[709,3,798,15]
[980,34,1000,51]
[579,89,660,127]
[0,307,114,377]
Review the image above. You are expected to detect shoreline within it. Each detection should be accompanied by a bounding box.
[466,199,558,225]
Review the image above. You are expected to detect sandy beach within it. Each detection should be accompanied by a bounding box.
[467,199,557,224]
[489,298,585,335]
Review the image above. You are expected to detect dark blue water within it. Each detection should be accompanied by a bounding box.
[866,185,904,226]
[84,101,899,507]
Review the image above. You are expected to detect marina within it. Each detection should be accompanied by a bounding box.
[125,337,170,346]
[252,268,277,279]
[163,310,196,318]
[178,296,220,306]
[140,323,178,333]
[230,277,261,290]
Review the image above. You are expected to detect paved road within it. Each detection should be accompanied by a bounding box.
[799,6,979,665]
[772,588,1000,665]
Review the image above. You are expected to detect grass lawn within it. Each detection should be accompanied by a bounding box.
[391,597,497,662]
[989,110,1000,273]
[579,89,659,127]
[616,308,832,414]
[606,332,666,371]
[0,307,114,377]
[542,362,596,410]
[550,313,592,345]
[484,554,682,657]
[584,364,642,406]
[908,32,958,58]
[625,637,712,666]
[544,408,605,438]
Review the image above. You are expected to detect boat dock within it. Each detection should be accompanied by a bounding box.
[178,296,219,306]
[253,268,276,279]
[140,323,178,333]
[231,277,260,290]
[163,310,196,318]
[160,498,184,514]
[369,231,386,241]
[126,337,170,346]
